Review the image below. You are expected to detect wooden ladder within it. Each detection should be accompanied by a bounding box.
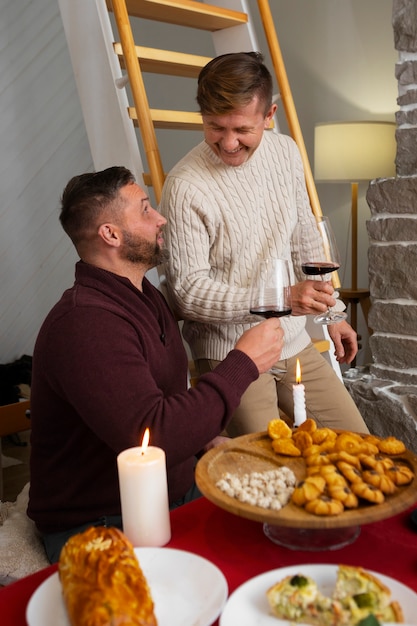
[107,0,322,216]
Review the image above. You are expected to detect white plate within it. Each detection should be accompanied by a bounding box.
[219,564,417,625]
[26,547,228,626]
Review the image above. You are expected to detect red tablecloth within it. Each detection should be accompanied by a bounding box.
[1,497,417,625]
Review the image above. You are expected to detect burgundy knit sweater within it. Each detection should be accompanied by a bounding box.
[28,261,258,533]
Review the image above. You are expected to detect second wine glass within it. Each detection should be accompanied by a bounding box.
[298,215,347,325]
[249,258,292,319]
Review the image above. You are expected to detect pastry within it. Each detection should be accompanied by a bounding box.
[58,526,157,626]
[267,418,292,440]
[311,427,337,445]
[337,461,363,483]
[359,454,395,474]
[305,451,333,467]
[334,432,363,455]
[327,484,359,508]
[292,429,313,453]
[377,436,406,455]
[361,470,397,495]
[317,464,348,488]
[266,565,404,625]
[266,418,415,517]
[302,444,322,458]
[329,450,362,469]
[291,475,326,506]
[297,418,317,434]
[334,564,404,624]
[271,437,301,456]
[351,481,385,504]
[386,463,414,486]
[304,494,344,516]
[266,573,333,624]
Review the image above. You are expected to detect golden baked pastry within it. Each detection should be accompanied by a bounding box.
[334,432,363,455]
[351,481,385,504]
[271,438,301,456]
[327,484,359,508]
[292,429,313,453]
[305,495,344,516]
[297,418,317,434]
[317,440,337,454]
[291,476,326,506]
[357,441,380,456]
[329,450,361,469]
[305,451,333,467]
[302,444,322,458]
[267,418,292,440]
[266,418,414,518]
[362,434,383,447]
[362,469,397,495]
[58,526,157,626]
[311,427,337,445]
[377,436,406,455]
[359,453,395,474]
[386,463,414,486]
[336,461,363,484]
[316,465,347,489]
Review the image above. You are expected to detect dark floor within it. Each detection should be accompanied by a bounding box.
[1,430,31,502]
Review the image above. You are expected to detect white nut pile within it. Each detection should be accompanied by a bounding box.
[216,466,296,510]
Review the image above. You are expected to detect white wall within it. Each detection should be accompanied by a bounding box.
[0,0,93,363]
[0,0,396,365]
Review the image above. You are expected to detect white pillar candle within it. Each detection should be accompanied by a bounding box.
[293,358,307,427]
[117,430,171,547]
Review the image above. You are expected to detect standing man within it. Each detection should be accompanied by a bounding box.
[159,52,368,436]
[28,166,284,562]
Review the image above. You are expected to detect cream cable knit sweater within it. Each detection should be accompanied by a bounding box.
[160,130,322,362]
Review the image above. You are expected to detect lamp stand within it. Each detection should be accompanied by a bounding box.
[339,183,371,365]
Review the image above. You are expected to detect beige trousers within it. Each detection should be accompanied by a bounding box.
[195,343,369,437]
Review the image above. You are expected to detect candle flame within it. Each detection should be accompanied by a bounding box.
[296,358,302,384]
[140,428,150,454]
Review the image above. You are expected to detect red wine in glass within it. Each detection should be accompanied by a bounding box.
[298,216,347,325]
[301,262,340,276]
[249,306,292,318]
[249,258,292,374]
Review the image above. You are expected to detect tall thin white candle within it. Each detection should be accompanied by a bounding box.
[293,358,307,427]
[117,429,171,547]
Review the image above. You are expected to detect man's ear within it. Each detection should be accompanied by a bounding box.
[98,223,121,248]
[264,103,277,129]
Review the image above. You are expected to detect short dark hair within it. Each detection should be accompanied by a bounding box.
[59,166,135,246]
[197,52,273,116]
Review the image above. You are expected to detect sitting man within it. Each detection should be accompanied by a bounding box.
[159,52,368,437]
[27,166,284,562]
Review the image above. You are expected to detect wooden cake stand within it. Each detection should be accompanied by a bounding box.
[196,432,417,550]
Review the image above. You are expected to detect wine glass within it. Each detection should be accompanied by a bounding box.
[298,215,347,325]
[249,258,292,376]
[249,258,292,320]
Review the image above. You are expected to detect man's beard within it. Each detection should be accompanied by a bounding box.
[120,229,169,267]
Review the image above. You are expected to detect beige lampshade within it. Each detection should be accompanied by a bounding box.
[314,121,396,182]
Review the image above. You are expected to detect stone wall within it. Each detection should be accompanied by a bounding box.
[345,0,417,452]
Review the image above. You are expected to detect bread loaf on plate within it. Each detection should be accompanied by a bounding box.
[58,526,157,626]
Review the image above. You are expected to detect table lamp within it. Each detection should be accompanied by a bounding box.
[314,121,396,341]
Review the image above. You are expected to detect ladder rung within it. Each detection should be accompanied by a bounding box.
[114,43,210,78]
[106,0,247,31]
[129,107,203,130]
